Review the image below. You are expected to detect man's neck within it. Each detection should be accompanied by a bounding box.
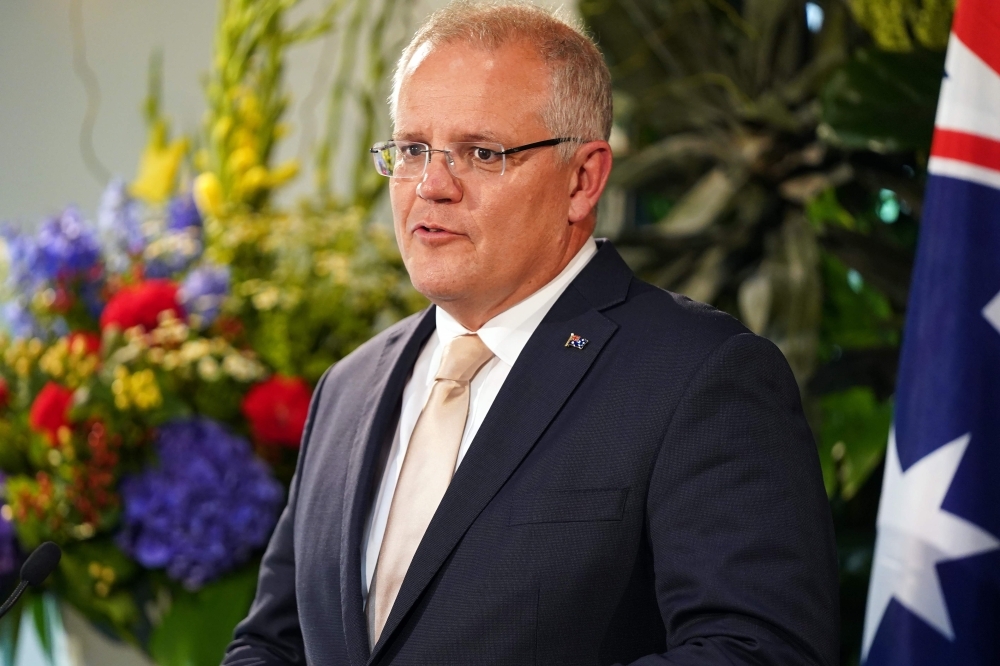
[432,237,596,331]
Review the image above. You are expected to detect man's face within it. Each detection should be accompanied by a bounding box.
[390,40,586,323]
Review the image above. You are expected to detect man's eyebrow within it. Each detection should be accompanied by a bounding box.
[392,131,426,142]
[454,131,504,143]
[391,130,506,144]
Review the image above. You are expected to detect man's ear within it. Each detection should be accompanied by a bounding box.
[567,141,613,224]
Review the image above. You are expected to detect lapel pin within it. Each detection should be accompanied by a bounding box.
[564,333,589,350]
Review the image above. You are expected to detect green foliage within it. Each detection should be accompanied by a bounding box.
[149,566,259,666]
[820,253,898,357]
[818,387,893,499]
[848,0,955,52]
[55,540,143,641]
[820,47,944,153]
[0,602,22,666]
[204,209,425,384]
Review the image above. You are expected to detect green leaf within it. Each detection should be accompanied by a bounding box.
[0,601,23,666]
[29,594,57,666]
[818,387,892,499]
[820,47,944,153]
[806,188,857,231]
[149,566,259,666]
[820,253,898,357]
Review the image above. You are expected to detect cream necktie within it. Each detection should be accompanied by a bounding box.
[368,334,495,645]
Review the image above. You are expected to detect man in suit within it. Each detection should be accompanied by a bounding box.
[223,3,839,665]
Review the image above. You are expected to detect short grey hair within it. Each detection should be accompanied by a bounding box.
[389,1,613,160]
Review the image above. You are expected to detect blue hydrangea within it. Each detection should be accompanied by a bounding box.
[117,418,284,590]
[98,178,145,271]
[167,192,202,231]
[34,207,102,280]
[178,265,229,327]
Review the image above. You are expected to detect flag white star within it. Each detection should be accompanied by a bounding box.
[983,289,1000,334]
[862,429,1000,659]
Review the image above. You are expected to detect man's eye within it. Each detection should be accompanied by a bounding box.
[473,147,498,161]
[403,145,423,157]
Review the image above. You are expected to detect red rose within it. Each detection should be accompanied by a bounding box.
[67,331,101,356]
[241,375,312,447]
[100,279,184,331]
[29,382,75,445]
[0,377,9,410]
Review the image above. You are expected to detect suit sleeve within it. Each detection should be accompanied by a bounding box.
[221,368,333,666]
[628,332,839,666]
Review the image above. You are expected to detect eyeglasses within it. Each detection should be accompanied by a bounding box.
[369,137,580,180]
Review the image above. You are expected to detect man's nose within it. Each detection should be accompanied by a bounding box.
[417,151,463,202]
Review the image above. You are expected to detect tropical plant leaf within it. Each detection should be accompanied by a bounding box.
[0,601,22,666]
[29,594,57,666]
[818,387,892,499]
[819,47,944,153]
[149,566,259,666]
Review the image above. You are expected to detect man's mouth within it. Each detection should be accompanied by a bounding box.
[413,223,459,236]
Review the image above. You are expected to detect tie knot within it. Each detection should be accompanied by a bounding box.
[435,334,494,383]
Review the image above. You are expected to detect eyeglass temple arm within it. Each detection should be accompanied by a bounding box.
[499,137,581,156]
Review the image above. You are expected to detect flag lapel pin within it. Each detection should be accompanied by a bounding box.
[564,333,588,350]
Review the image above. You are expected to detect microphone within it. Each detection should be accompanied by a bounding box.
[0,542,62,620]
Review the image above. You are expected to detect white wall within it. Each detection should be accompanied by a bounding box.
[0,0,216,224]
[0,0,575,227]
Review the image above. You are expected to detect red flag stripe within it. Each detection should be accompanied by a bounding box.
[952,0,1000,77]
[931,128,1000,173]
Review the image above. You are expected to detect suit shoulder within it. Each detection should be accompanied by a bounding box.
[615,277,750,350]
[321,307,430,384]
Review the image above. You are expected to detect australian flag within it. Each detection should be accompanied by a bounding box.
[862,0,1000,663]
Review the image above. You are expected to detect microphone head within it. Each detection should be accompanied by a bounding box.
[20,542,61,587]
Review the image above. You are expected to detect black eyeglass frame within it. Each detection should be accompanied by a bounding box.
[369,137,583,179]
[493,137,581,155]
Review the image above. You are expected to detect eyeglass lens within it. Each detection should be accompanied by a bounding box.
[372,141,506,180]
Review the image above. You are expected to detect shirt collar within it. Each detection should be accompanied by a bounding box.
[434,237,598,368]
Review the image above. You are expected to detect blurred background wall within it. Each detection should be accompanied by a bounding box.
[0,0,574,225]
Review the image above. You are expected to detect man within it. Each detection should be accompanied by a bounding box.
[223,3,838,665]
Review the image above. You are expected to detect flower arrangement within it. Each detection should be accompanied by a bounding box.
[0,0,420,663]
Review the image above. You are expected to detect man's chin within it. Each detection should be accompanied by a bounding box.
[409,277,469,305]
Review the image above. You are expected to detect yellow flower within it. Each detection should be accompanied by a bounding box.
[240,165,269,193]
[227,146,257,174]
[212,116,233,144]
[268,160,300,187]
[194,172,225,218]
[131,122,189,204]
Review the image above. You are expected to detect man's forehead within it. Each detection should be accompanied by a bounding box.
[394,40,550,139]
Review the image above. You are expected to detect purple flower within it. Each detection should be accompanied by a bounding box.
[2,299,41,338]
[178,265,229,327]
[117,418,284,590]
[98,178,145,270]
[34,207,102,280]
[167,192,202,231]
[0,473,20,578]
[1,224,40,291]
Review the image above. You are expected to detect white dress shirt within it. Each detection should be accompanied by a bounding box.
[361,238,598,601]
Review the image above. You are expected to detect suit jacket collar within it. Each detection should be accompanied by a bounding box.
[365,240,633,663]
[339,307,437,666]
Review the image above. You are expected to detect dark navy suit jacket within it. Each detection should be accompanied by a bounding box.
[223,241,839,666]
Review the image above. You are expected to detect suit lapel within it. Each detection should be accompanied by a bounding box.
[369,242,633,662]
[339,307,436,666]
